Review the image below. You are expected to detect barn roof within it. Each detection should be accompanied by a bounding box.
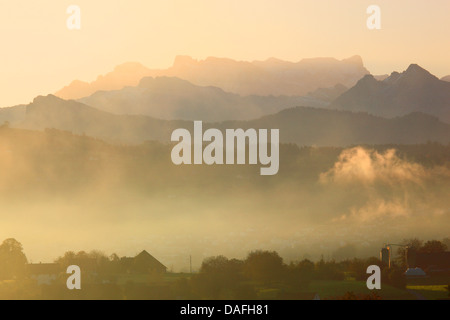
[135,250,167,270]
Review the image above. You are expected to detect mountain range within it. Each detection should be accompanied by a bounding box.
[0,105,26,125]
[76,63,450,124]
[77,76,326,122]
[331,64,450,123]
[54,56,450,124]
[7,95,449,146]
[218,108,450,146]
[1,55,449,147]
[55,55,370,100]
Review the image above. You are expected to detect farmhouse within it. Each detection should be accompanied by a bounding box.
[120,250,167,274]
[27,263,61,285]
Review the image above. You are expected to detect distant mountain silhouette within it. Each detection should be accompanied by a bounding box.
[20,95,187,143]
[373,74,389,81]
[0,105,26,125]
[305,84,348,103]
[55,55,369,99]
[56,62,152,100]
[218,107,450,146]
[14,95,450,146]
[332,64,450,123]
[441,75,450,82]
[78,76,326,121]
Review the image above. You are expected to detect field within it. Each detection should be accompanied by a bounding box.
[256,280,417,300]
[308,280,412,300]
[160,274,450,300]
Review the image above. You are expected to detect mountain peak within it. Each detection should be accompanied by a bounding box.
[405,64,435,77]
[361,74,376,80]
[173,55,197,67]
[32,94,64,104]
[393,64,439,85]
[332,63,450,122]
[383,71,401,84]
[406,63,423,71]
[357,74,379,85]
[342,55,364,66]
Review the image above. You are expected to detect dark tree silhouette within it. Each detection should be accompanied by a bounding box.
[419,240,448,253]
[396,238,423,267]
[0,238,28,280]
[192,256,244,299]
[244,250,284,283]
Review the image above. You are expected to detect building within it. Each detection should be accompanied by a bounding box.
[27,263,61,285]
[27,250,167,286]
[404,268,426,278]
[120,250,167,274]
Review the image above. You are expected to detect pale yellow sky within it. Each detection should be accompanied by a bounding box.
[1,0,449,107]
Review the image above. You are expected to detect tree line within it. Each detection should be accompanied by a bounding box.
[0,238,448,299]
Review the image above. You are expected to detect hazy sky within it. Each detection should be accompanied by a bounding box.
[1,0,449,107]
